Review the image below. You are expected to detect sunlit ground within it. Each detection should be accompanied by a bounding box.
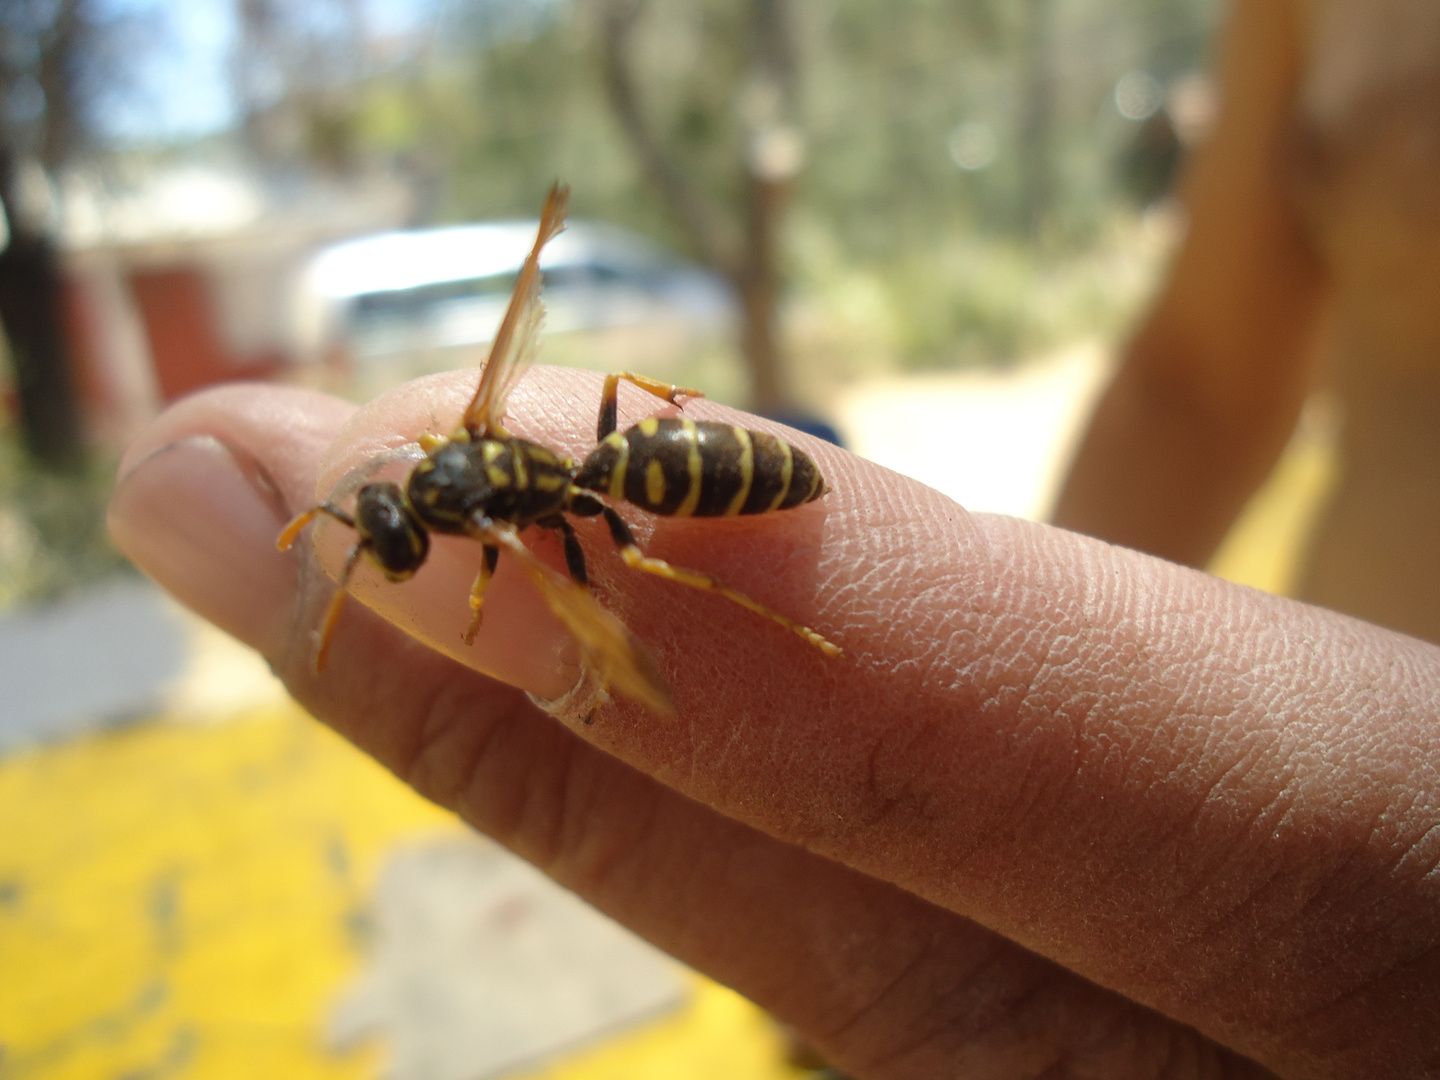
[0,349,1337,1079]
[0,701,807,1080]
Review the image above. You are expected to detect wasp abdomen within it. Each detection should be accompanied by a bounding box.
[575,417,826,518]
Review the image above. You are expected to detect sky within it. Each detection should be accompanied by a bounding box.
[100,0,235,140]
[99,0,438,141]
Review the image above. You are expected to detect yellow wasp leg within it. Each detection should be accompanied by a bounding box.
[596,505,842,658]
[467,516,674,717]
[313,543,365,673]
[462,544,501,646]
[597,372,706,440]
[275,502,366,673]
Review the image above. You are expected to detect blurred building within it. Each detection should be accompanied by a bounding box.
[53,164,414,446]
[44,165,738,447]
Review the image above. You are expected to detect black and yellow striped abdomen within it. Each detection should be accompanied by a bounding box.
[574,417,827,518]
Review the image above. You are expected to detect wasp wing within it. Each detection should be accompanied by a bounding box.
[480,523,674,716]
[325,442,431,505]
[460,182,571,438]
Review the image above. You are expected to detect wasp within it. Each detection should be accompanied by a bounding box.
[278,183,839,714]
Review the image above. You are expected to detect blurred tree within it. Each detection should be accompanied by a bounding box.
[0,0,97,467]
[347,0,1220,371]
[1016,0,1058,238]
[0,0,156,467]
[0,147,77,468]
[231,0,373,172]
[1118,108,1182,206]
[598,0,803,411]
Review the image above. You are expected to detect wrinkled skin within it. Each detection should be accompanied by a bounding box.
[109,368,1440,1080]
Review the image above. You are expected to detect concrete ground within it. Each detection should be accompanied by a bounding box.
[832,342,1114,522]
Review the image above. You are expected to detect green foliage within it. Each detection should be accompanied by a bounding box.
[0,417,129,611]
[347,0,1218,369]
[788,209,1174,388]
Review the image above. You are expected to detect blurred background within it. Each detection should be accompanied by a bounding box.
[2,0,1337,1076]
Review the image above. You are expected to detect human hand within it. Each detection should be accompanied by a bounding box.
[108,367,1440,1079]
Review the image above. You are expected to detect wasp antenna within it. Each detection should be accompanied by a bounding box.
[278,502,357,552]
[313,543,365,674]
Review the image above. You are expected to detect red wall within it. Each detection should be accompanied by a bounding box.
[129,267,283,403]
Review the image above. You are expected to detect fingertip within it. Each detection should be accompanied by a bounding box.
[108,434,297,654]
[115,382,356,512]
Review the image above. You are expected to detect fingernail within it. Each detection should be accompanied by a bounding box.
[108,436,294,654]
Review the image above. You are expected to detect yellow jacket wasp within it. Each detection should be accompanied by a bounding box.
[279,183,839,714]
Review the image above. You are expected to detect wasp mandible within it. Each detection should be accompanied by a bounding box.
[279,183,840,714]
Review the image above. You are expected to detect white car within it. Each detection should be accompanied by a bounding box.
[299,219,736,398]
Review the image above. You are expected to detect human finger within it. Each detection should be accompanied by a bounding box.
[113,370,1440,1079]
[108,379,1268,1079]
[308,365,1439,1079]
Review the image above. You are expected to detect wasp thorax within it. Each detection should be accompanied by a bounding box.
[406,442,497,529]
[354,482,429,581]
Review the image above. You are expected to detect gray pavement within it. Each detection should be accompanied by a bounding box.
[0,576,189,753]
[330,832,687,1079]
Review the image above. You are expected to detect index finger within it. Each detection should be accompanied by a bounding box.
[116,365,1440,1078]
[321,364,1440,1075]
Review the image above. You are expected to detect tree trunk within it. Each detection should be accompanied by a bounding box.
[0,157,83,468]
[1016,0,1057,239]
[736,171,789,411]
[597,0,800,413]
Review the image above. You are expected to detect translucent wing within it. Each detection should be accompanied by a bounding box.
[461,182,571,437]
[325,442,430,505]
[481,523,674,716]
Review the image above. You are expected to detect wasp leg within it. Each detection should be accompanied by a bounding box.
[592,503,842,658]
[597,372,706,440]
[462,544,502,646]
[312,542,367,673]
[277,502,355,551]
[537,513,589,585]
[276,502,366,673]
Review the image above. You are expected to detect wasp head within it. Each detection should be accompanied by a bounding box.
[354,482,429,581]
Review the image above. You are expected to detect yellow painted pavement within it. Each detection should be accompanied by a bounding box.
[0,706,805,1079]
